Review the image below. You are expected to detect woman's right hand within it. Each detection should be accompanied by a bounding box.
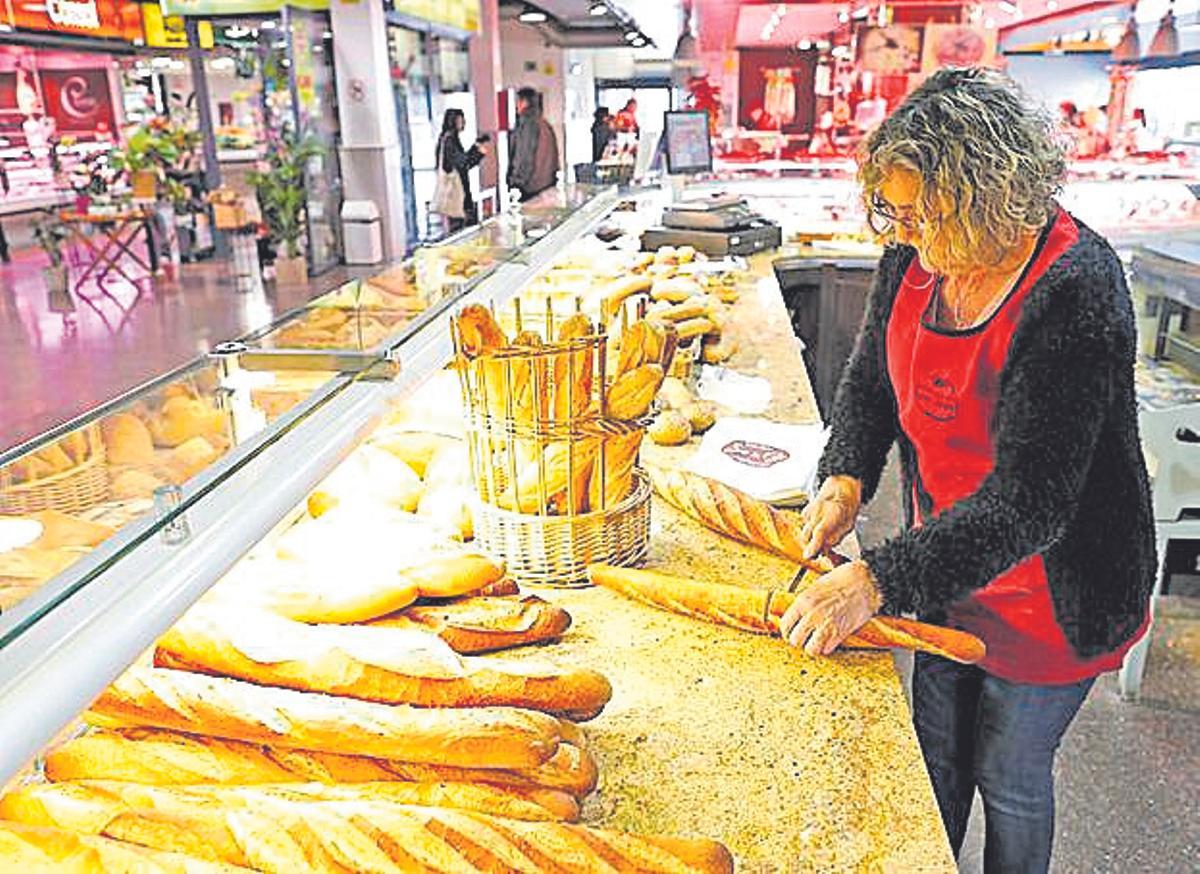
[798,475,863,559]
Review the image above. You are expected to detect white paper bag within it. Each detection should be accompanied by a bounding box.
[686,417,829,505]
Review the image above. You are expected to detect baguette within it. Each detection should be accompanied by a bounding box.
[588,564,987,663]
[605,363,663,420]
[368,594,572,654]
[0,820,249,873]
[89,668,563,769]
[600,274,652,322]
[45,728,599,798]
[456,304,508,357]
[254,552,503,624]
[6,799,733,873]
[154,606,611,720]
[588,429,643,510]
[647,465,808,561]
[1,778,578,825]
[496,440,599,515]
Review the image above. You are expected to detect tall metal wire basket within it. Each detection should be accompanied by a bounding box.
[452,302,671,586]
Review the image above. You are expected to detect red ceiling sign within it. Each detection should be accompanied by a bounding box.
[5,0,144,41]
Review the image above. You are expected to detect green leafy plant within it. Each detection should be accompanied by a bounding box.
[109,119,202,199]
[32,212,70,269]
[248,131,323,259]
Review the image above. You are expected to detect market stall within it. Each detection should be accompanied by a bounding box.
[0,185,958,871]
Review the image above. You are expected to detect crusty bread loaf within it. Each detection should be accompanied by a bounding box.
[497,440,599,515]
[588,429,643,510]
[88,668,563,769]
[647,465,808,561]
[27,510,114,550]
[2,777,578,825]
[455,304,508,358]
[588,564,987,664]
[154,606,611,720]
[368,594,572,654]
[0,819,248,872]
[251,552,504,624]
[605,363,663,420]
[45,728,599,798]
[3,797,734,873]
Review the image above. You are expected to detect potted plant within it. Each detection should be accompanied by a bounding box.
[248,130,323,286]
[33,212,72,310]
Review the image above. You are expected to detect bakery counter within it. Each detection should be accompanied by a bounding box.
[520,253,955,871]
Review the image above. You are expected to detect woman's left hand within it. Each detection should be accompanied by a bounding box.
[777,560,883,656]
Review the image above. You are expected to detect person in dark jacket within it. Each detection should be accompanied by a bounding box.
[591,106,614,162]
[777,68,1154,873]
[437,108,487,232]
[507,87,559,203]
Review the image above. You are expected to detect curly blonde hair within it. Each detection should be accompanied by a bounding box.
[859,67,1067,272]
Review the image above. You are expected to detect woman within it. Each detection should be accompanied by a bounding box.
[591,107,614,162]
[435,109,487,232]
[779,68,1155,873]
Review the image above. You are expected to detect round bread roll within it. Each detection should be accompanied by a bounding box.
[649,411,692,446]
[682,401,717,434]
[101,413,156,466]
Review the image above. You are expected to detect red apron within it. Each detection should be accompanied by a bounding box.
[886,210,1145,683]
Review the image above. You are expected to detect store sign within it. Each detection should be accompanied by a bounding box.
[141,2,214,48]
[391,0,479,32]
[40,68,118,136]
[160,0,328,14]
[5,0,144,40]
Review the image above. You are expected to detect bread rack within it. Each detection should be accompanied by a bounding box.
[451,298,670,586]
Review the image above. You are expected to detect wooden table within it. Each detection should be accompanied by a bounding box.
[59,208,158,292]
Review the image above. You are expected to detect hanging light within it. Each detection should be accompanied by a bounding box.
[589,2,607,15]
[519,8,548,24]
[1147,0,1179,57]
[1112,15,1140,61]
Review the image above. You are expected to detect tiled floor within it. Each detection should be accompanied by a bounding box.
[861,451,1200,874]
[0,246,354,452]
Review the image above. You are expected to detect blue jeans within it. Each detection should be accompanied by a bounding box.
[912,653,1094,874]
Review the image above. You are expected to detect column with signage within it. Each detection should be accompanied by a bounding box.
[329,0,407,258]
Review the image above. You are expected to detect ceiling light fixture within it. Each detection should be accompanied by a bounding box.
[260,20,276,29]
[838,10,850,22]
[624,30,639,41]
[1046,0,1058,8]
[817,39,831,50]
[999,1,1018,14]
[519,8,548,23]
[632,37,647,47]
[799,39,812,49]
[851,6,870,20]
[589,2,607,15]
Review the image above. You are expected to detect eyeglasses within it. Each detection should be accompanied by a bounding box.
[867,192,921,236]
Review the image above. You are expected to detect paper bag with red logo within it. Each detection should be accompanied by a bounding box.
[685,417,828,505]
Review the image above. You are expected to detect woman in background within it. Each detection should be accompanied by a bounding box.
[435,108,488,232]
[591,107,614,162]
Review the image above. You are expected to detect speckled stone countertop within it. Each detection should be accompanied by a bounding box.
[515,255,955,872]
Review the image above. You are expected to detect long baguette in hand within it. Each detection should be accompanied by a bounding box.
[367,594,572,654]
[154,605,611,721]
[45,727,600,798]
[0,820,249,872]
[3,797,734,874]
[588,565,986,664]
[1,777,579,825]
[89,668,563,769]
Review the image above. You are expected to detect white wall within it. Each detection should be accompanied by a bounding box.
[1004,54,1112,115]
[1129,67,1200,140]
[500,19,566,178]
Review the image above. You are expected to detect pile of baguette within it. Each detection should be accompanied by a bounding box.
[453,304,676,516]
[1,523,733,870]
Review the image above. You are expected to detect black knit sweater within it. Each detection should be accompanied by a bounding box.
[817,219,1156,659]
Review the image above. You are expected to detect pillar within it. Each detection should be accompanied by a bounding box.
[470,0,505,215]
[330,0,407,259]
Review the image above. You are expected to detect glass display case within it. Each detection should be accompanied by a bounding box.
[0,184,622,787]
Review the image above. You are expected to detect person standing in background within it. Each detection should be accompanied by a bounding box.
[507,87,559,203]
[434,108,488,233]
[614,99,640,136]
[591,107,615,162]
